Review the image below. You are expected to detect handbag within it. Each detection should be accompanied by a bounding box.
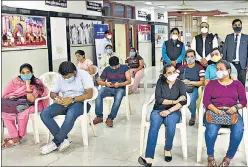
[206,110,238,125]
[182,67,195,93]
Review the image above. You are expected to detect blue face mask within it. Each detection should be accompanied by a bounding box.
[186,57,196,64]
[233,26,242,32]
[64,76,75,83]
[130,51,135,57]
[21,74,32,81]
[106,48,113,54]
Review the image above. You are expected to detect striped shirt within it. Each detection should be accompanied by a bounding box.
[100,65,129,88]
[176,64,205,82]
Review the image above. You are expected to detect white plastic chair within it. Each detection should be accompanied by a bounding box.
[139,93,191,159]
[46,86,98,146]
[98,78,134,121]
[91,65,98,78]
[196,92,248,165]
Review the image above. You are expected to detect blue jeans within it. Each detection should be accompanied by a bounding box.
[95,87,125,120]
[188,88,198,118]
[145,110,180,159]
[40,102,90,146]
[204,114,244,159]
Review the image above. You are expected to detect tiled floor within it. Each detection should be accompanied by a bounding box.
[2,87,248,166]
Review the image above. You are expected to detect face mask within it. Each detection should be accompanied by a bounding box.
[211,55,221,63]
[233,26,242,32]
[64,76,75,83]
[130,51,135,57]
[216,71,229,79]
[106,48,113,54]
[201,27,208,34]
[21,74,32,81]
[186,57,196,64]
[171,35,178,40]
[167,73,178,82]
[107,35,112,39]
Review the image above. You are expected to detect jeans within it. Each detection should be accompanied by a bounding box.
[95,87,125,120]
[145,110,180,159]
[40,102,90,146]
[204,114,244,159]
[188,88,198,118]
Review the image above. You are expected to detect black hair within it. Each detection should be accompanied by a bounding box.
[170,28,180,34]
[130,47,138,57]
[75,50,85,57]
[216,60,232,75]
[109,56,119,66]
[186,49,196,57]
[232,19,242,25]
[200,22,209,27]
[105,44,113,49]
[104,30,111,34]
[19,63,44,93]
[58,61,77,75]
[211,47,221,53]
[160,64,175,81]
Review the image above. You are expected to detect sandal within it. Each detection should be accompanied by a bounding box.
[2,138,20,149]
[207,157,217,167]
[219,157,230,167]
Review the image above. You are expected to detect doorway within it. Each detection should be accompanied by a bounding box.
[114,24,127,62]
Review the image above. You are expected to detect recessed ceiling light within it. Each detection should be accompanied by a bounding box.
[158,5,165,8]
[144,2,152,5]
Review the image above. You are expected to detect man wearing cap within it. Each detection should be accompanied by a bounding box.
[103,30,113,49]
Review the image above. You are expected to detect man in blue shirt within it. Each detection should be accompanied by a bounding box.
[162,28,186,69]
[93,56,131,127]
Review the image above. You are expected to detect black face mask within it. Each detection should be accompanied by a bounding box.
[233,26,242,32]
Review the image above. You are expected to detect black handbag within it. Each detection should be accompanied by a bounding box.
[182,67,195,93]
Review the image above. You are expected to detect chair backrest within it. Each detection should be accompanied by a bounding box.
[91,87,99,100]
[91,65,98,76]
[39,72,60,91]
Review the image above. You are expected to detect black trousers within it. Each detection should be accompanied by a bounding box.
[232,62,247,87]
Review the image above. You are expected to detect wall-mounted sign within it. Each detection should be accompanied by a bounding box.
[138,11,147,18]
[45,0,67,8]
[158,13,164,20]
[86,1,102,12]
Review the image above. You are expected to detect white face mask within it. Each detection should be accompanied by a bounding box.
[201,27,208,34]
[216,70,229,79]
[171,35,178,40]
[107,35,112,39]
[167,73,178,82]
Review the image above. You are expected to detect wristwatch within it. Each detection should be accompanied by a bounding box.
[234,105,240,111]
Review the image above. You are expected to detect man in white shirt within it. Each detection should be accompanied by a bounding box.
[103,30,112,50]
[191,22,218,67]
[40,61,94,155]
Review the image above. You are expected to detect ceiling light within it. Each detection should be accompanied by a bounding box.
[144,2,152,5]
[158,5,165,8]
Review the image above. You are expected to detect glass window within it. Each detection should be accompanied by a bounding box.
[114,4,125,17]
[103,2,112,16]
[127,6,133,19]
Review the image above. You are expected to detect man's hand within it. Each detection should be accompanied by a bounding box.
[55,97,63,104]
[171,61,177,67]
[114,82,121,88]
[160,110,170,117]
[226,106,237,115]
[200,58,208,67]
[62,97,73,106]
[105,82,113,87]
[177,95,187,102]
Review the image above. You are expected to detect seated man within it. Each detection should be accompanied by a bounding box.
[40,61,94,155]
[94,56,131,127]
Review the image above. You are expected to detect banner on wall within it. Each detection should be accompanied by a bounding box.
[45,0,67,8]
[69,19,101,46]
[138,11,147,18]
[86,1,102,12]
[2,14,47,51]
[138,24,151,42]
[155,25,168,47]
[94,24,109,74]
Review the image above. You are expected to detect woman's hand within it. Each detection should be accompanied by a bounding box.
[25,80,31,86]
[177,95,187,102]
[160,110,170,117]
[183,79,190,85]
[226,106,237,115]
[215,109,226,115]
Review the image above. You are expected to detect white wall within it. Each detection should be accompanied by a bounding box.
[138,43,152,67]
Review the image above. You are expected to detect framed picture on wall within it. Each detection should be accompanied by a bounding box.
[138,24,151,42]
[2,14,47,51]
[155,25,168,47]
[69,19,101,46]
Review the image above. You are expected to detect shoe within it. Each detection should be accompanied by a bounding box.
[138,156,152,167]
[93,117,103,125]
[58,139,71,152]
[207,157,217,167]
[40,141,58,155]
[189,117,196,126]
[219,157,230,167]
[105,118,113,127]
[164,151,172,162]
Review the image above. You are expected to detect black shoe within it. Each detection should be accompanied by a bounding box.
[138,156,152,167]
[189,118,196,126]
[164,151,172,162]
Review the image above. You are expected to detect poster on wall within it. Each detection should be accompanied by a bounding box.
[45,0,67,8]
[93,24,109,74]
[138,24,151,42]
[69,19,100,46]
[155,25,168,47]
[2,14,47,51]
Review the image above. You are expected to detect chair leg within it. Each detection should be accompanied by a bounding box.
[46,128,51,144]
[81,114,88,146]
[124,97,130,121]
[180,127,188,159]
[32,115,40,144]
[139,125,146,156]
[89,114,97,137]
[143,127,149,156]
[243,130,248,166]
[197,129,205,163]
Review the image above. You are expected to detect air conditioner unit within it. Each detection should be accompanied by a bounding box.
[146,14,151,21]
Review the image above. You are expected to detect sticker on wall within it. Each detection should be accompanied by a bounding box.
[45,0,67,8]
[69,19,101,46]
[138,24,151,42]
[2,14,47,51]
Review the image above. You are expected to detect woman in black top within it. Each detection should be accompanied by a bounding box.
[138,64,187,167]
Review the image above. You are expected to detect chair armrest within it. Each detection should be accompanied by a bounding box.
[34,95,50,115]
[141,103,148,124]
[239,107,248,130]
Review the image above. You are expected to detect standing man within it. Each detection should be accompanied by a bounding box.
[162,28,186,69]
[103,30,113,49]
[191,22,218,67]
[223,19,248,87]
